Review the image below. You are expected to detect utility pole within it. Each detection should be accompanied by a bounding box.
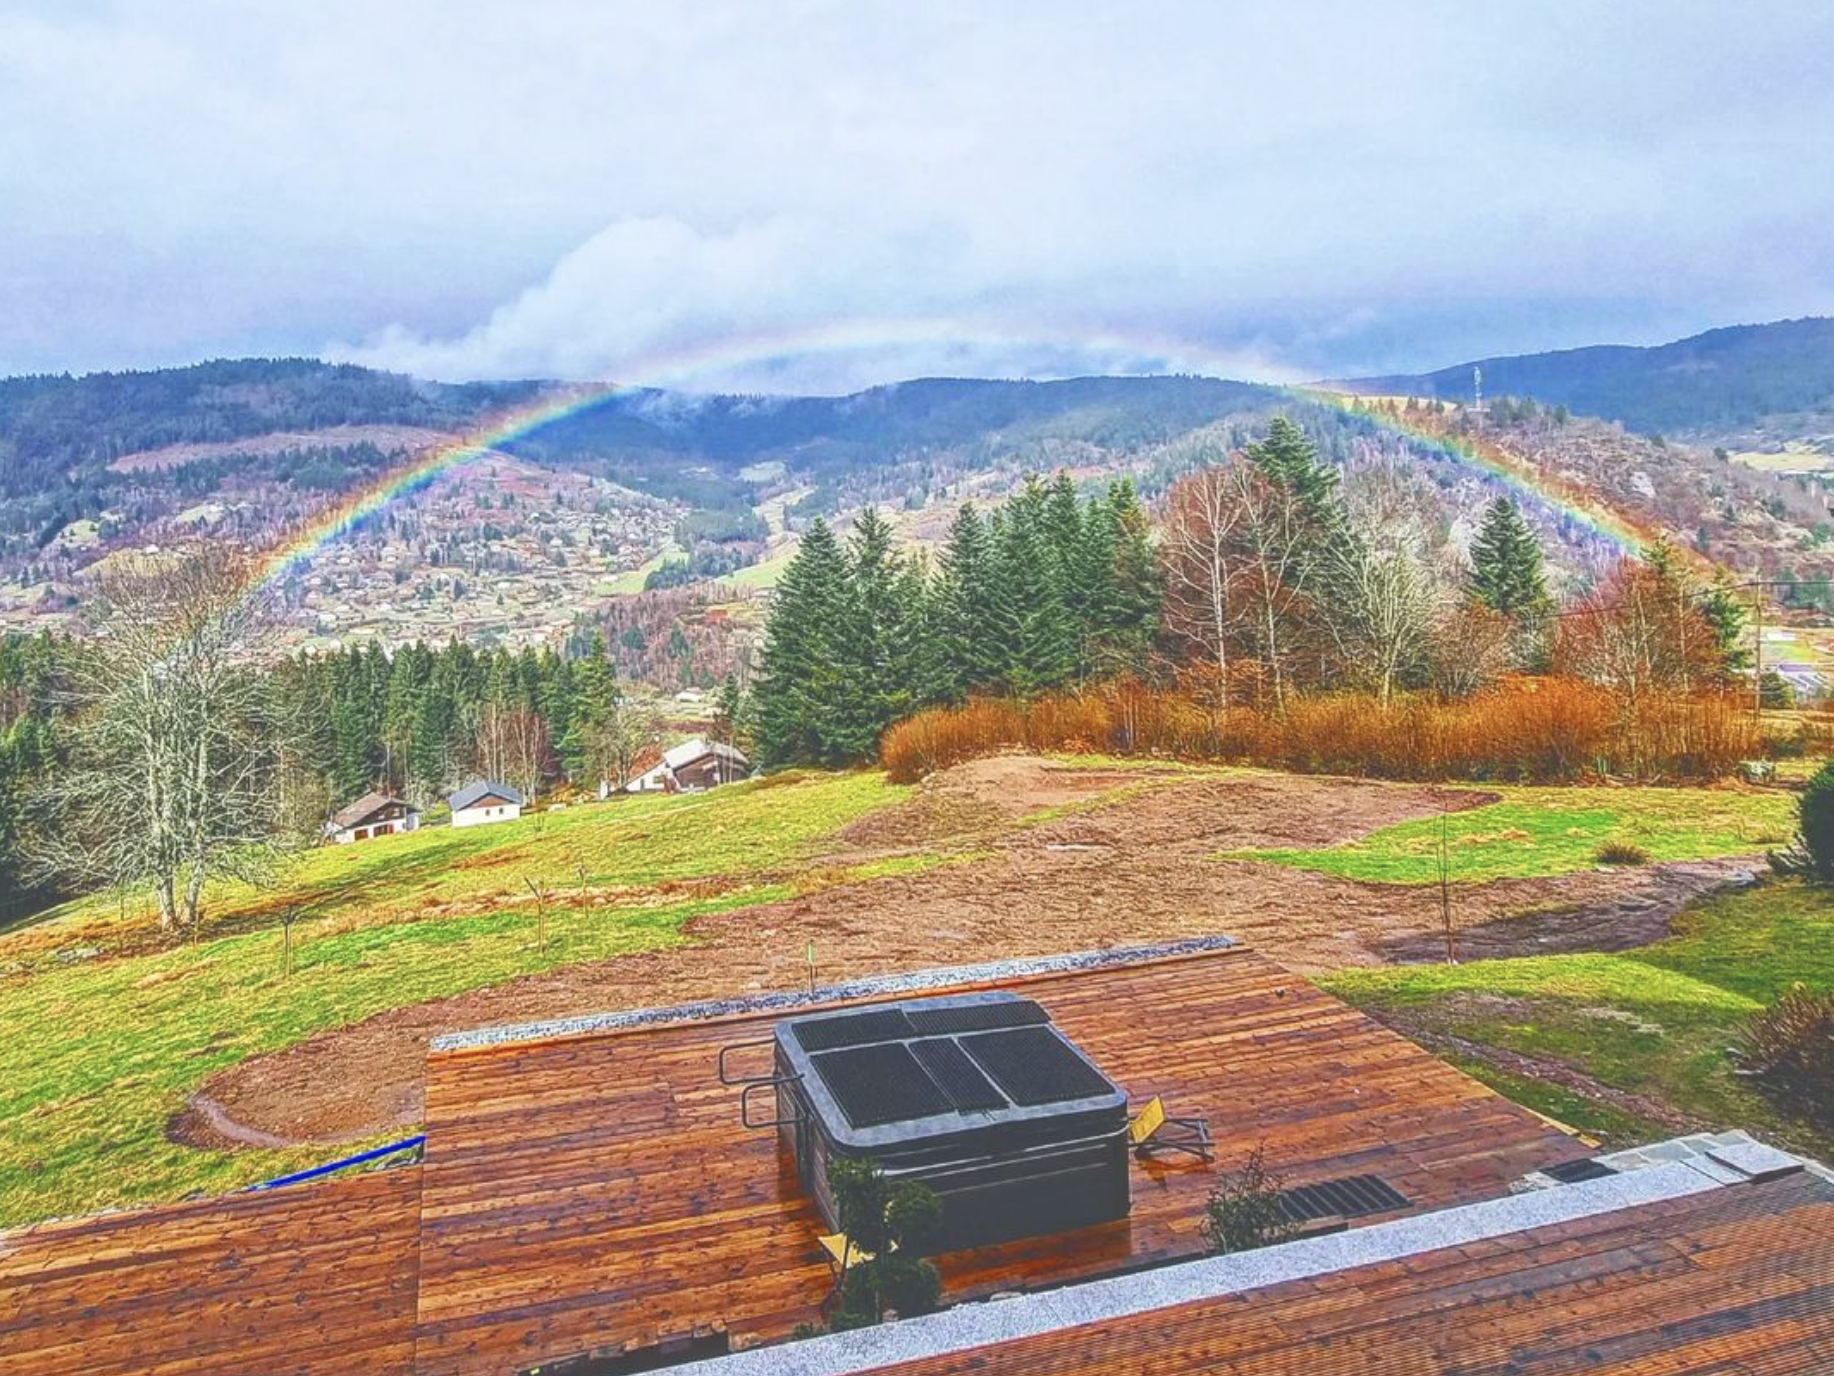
[1751,588,1764,718]
[1439,808,1456,965]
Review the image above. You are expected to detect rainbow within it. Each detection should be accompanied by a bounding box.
[1289,388,1654,558]
[249,384,645,594]
[252,321,1659,597]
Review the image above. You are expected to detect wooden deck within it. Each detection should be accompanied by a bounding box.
[0,1167,422,1376]
[874,1168,1834,1375]
[410,945,1583,1374]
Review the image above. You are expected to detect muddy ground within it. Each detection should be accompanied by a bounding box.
[178,757,1759,1149]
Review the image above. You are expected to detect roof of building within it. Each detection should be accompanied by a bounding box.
[676,1136,1834,1376]
[0,1168,422,1376]
[409,938,1580,1375]
[662,735,749,770]
[327,790,416,831]
[3,937,1827,1376]
[446,778,524,811]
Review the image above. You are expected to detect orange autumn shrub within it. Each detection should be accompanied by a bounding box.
[879,677,1756,785]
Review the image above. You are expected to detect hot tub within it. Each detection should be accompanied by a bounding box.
[772,991,1130,1252]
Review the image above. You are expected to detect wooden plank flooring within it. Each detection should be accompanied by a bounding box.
[875,1169,1834,1375]
[0,1167,422,1376]
[411,947,1583,1375]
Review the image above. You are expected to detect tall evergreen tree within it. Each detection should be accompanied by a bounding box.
[1092,478,1162,673]
[935,504,1007,697]
[995,505,1077,694]
[562,632,618,781]
[1468,497,1550,617]
[753,518,858,769]
[1249,416,1339,526]
[1699,571,1752,675]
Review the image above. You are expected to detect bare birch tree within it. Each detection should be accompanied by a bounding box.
[29,549,296,935]
[477,702,549,798]
[1318,464,1445,703]
[1230,463,1314,710]
[1160,460,1248,702]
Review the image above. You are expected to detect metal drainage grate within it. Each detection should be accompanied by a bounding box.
[1278,1173,1411,1225]
[961,1026,1115,1107]
[1543,1157,1620,1184]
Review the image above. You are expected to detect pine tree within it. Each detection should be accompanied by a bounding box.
[563,632,618,782]
[995,505,1076,694]
[833,508,905,760]
[1249,417,1339,525]
[935,504,1007,696]
[1468,497,1550,617]
[753,518,858,769]
[1092,478,1162,674]
[1699,572,1752,675]
[889,553,945,708]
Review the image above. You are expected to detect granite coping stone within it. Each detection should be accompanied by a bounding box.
[1708,1138,1808,1182]
[671,1154,1756,1376]
[430,934,1239,1052]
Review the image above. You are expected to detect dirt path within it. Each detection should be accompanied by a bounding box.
[176,757,1762,1150]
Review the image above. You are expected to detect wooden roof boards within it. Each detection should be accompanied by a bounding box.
[408,944,1580,1374]
[0,1168,422,1376]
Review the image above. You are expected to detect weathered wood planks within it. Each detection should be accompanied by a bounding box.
[410,947,1581,1374]
[870,1170,1834,1375]
[0,1167,422,1375]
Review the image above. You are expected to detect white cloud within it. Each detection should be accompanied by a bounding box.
[5,2,1834,382]
[326,213,1301,389]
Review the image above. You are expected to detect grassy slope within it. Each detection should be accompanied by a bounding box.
[1231,787,1793,885]
[1323,879,1834,1155]
[1,765,1820,1228]
[0,772,907,1227]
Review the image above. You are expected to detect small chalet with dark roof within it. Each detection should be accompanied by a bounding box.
[322,791,420,845]
[447,779,523,828]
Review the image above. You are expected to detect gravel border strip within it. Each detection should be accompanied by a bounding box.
[430,933,1239,1052]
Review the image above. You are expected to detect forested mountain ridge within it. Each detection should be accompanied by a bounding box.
[4,348,1832,689]
[1343,317,1834,442]
[0,364,1295,674]
[0,357,535,497]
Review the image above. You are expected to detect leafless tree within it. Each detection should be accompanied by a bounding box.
[1160,459,1249,701]
[592,695,660,793]
[1320,539,1437,704]
[1318,465,1446,703]
[30,548,298,936]
[1425,601,1517,699]
[476,702,550,798]
[1229,462,1314,711]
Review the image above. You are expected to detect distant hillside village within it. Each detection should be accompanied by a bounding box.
[323,736,751,844]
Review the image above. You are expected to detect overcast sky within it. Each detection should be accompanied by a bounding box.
[3,1,1832,392]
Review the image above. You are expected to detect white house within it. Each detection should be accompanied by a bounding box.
[447,779,525,828]
[323,792,421,845]
[624,738,750,794]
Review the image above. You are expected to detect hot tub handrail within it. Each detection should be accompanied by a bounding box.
[740,1074,802,1130]
[717,1036,780,1086]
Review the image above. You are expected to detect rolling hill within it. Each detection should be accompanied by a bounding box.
[1343,316,1834,442]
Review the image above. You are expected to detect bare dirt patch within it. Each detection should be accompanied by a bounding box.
[177,758,1756,1150]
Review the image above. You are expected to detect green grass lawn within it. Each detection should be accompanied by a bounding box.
[0,771,908,1228]
[1230,786,1795,885]
[1323,877,1834,1157]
